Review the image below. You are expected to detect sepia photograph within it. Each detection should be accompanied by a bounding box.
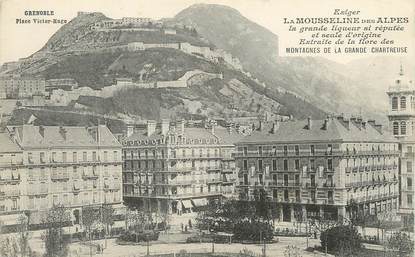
[0,0,414,256]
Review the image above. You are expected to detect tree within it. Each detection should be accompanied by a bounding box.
[320,225,362,256]
[16,214,32,257]
[101,205,115,247]
[284,245,302,257]
[42,205,70,257]
[387,232,414,257]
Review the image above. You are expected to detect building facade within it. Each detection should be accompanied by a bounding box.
[234,117,399,222]
[122,120,242,214]
[386,66,415,226]
[0,124,124,232]
[0,78,46,99]
[0,133,24,232]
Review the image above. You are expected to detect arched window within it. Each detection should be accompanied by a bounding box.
[401,96,407,110]
[401,122,407,135]
[393,122,399,135]
[392,97,398,110]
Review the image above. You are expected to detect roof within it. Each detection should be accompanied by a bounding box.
[8,124,121,149]
[0,133,21,153]
[238,118,397,145]
[125,124,244,145]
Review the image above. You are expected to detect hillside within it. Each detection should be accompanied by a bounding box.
[172,4,384,118]
[1,8,328,122]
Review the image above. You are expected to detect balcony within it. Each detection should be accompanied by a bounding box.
[323,182,336,188]
[51,174,70,181]
[82,173,99,180]
[0,189,20,198]
[0,176,21,184]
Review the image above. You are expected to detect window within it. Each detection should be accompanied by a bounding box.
[408,178,412,188]
[259,174,263,184]
[310,159,315,170]
[272,159,277,171]
[103,151,108,162]
[392,96,398,110]
[52,152,56,162]
[283,159,288,171]
[284,174,288,186]
[243,159,248,170]
[258,159,263,171]
[295,145,299,155]
[273,189,278,199]
[408,161,412,172]
[295,159,300,170]
[243,174,248,185]
[92,151,97,161]
[401,96,407,110]
[310,145,315,155]
[113,151,118,162]
[328,159,333,170]
[295,190,300,202]
[393,122,399,135]
[182,149,186,157]
[408,194,413,206]
[243,147,248,156]
[401,122,407,135]
[258,146,262,155]
[284,190,289,201]
[295,174,300,185]
[83,152,87,162]
[283,146,288,156]
[62,152,67,162]
[73,152,77,162]
[40,152,45,163]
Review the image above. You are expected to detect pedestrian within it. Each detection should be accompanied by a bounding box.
[97,244,101,254]
[185,225,188,232]
[181,223,184,231]
[188,219,192,228]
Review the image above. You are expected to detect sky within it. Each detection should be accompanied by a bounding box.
[0,0,414,64]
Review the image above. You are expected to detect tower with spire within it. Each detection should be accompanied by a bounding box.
[386,64,414,227]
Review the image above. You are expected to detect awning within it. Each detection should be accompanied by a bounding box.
[181,200,192,209]
[0,214,21,226]
[191,198,208,207]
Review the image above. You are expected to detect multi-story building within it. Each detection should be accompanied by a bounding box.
[386,66,415,226]
[1,124,124,232]
[234,117,399,222]
[0,78,46,99]
[0,132,24,232]
[122,120,242,214]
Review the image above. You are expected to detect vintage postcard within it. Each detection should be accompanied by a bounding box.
[0,0,414,256]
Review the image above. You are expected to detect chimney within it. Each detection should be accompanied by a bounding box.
[147,120,156,136]
[126,124,134,137]
[374,124,383,134]
[307,117,312,130]
[323,119,330,130]
[161,119,170,135]
[179,119,185,135]
[367,120,376,126]
[59,126,67,140]
[39,126,45,137]
[272,121,279,134]
[227,124,233,134]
